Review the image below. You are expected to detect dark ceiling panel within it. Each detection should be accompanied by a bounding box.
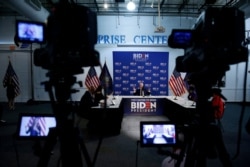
[115,0,125,2]
[0,0,243,17]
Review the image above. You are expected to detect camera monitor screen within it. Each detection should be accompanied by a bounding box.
[168,29,193,49]
[16,113,56,140]
[140,121,177,147]
[16,20,46,44]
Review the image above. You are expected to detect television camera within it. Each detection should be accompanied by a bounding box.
[16,1,101,167]
[168,7,248,87]
[168,7,248,122]
[33,1,100,102]
[165,7,249,167]
[33,1,100,72]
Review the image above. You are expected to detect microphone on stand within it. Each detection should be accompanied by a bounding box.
[191,101,195,106]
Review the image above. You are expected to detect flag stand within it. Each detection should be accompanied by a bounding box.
[27,43,36,105]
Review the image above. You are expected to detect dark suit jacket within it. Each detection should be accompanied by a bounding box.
[133,88,150,96]
[78,91,95,119]
[78,90,105,119]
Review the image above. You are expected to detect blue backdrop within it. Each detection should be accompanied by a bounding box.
[113,51,169,95]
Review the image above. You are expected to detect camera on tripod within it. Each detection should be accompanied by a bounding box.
[15,2,103,166]
[33,1,100,75]
[168,7,248,74]
[16,2,100,76]
[165,7,249,167]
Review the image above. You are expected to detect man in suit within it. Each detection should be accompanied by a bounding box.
[133,82,150,96]
[78,86,97,119]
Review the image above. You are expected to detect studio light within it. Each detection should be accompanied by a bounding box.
[127,1,136,11]
[104,3,108,9]
[151,0,155,8]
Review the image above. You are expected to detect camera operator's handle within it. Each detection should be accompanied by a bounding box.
[158,148,185,167]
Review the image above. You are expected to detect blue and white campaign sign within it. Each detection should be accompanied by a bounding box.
[113,51,169,95]
[122,97,167,115]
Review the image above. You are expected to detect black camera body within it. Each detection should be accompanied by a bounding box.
[168,7,248,74]
[34,2,100,75]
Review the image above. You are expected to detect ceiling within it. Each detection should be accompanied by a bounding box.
[0,0,244,18]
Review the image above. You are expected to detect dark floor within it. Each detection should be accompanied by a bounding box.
[0,102,250,167]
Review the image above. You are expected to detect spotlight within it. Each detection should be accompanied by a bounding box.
[127,1,136,11]
[104,3,108,9]
[151,0,155,8]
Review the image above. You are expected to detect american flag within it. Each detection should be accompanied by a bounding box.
[99,62,113,95]
[85,66,100,90]
[3,61,20,97]
[169,68,187,96]
[27,117,47,136]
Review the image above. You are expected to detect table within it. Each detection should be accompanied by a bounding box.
[89,96,123,135]
[165,96,196,124]
[88,95,196,135]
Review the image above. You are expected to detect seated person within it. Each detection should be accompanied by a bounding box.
[94,85,105,105]
[78,86,105,134]
[133,82,150,96]
[78,86,97,119]
[187,84,197,102]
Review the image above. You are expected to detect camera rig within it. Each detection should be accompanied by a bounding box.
[34,0,100,71]
[32,1,101,167]
[168,7,248,122]
[167,7,248,167]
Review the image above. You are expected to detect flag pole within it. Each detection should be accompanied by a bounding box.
[29,43,35,104]
[103,61,107,109]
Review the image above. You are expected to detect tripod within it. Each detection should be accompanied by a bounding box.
[37,75,103,167]
[159,110,232,167]
[160,73,233,167]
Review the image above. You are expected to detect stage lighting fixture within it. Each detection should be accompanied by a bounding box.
[104,3,108,9]
[127,0,136,11]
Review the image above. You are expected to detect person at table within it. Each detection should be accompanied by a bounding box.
[78,86,97,119]
[133,82,150,96]
[187,84,197,102]
[94,85,105,105]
